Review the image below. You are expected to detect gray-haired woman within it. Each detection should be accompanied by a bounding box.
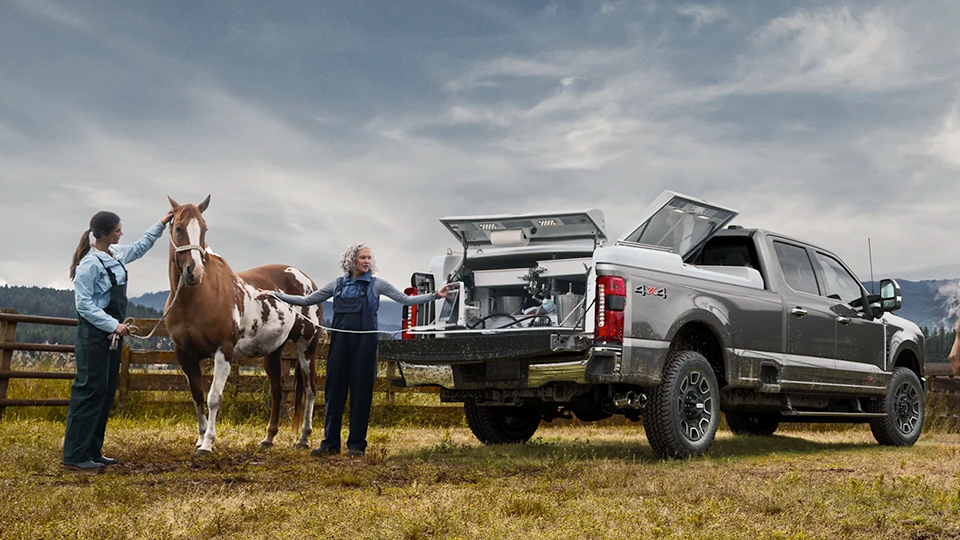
[258,243,447,456]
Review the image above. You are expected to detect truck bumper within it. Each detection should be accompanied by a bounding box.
[388,335,671,390]
[397,347,628,389]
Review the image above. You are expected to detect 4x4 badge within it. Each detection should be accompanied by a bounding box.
[636,285,667,299]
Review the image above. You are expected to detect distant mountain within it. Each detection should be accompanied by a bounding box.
[863,279,959,330]
[129,290,168,312]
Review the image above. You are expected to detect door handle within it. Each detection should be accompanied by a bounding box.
[837,316,852,325]
[790,307,808,317]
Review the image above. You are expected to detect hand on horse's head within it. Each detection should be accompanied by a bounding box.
[161,210,175,225]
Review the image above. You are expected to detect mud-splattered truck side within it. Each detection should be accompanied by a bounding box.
[380,191,926,459]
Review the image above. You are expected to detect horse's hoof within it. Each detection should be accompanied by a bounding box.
[259,442,273,450]
[194,448,211,458]
[293,442,310,451]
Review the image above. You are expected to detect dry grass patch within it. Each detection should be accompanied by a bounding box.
[0,419,959,539]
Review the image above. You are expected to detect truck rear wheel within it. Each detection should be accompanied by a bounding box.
[644,350,720,459]
[868,367,924,447]
[725,412,780,436]
[464,401,542,444]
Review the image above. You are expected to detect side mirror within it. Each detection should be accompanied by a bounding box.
[880,278,902,312]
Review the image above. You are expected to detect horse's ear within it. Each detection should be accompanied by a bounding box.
[168,196,180,210]
[198,195,211,213]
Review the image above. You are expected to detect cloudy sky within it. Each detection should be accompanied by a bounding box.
[2,0,959,296]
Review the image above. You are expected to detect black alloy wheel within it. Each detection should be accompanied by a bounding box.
[644,350,720,459]
[868,367,924,447]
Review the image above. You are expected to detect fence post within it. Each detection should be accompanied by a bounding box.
[118,344,131,406]
[0,309,18,420]
[386,361,396,404]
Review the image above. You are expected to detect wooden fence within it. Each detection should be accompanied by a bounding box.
[1,307,958,421]
[0,308,436,419]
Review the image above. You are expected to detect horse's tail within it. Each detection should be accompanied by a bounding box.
[292,364,305,433]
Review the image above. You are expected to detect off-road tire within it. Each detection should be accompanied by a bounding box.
[644,350,720,459]
[464,400,542,444]
[725,412,780,436]
[868,367,924,447]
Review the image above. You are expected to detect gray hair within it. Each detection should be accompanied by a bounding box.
[339,242,377,275]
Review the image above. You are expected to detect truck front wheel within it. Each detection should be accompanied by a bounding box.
[644,350,720,459]
[464,401,542,444]
[868,367,924,447]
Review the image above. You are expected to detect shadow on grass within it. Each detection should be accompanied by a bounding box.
[397,431,878,466]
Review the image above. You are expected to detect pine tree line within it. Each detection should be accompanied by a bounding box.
[922,326,957,363]
[0,285,166,348]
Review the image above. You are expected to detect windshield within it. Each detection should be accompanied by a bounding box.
[622,196,736,259]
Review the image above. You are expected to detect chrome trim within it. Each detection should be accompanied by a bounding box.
[623,337,671,349]
[528,359,589,387]
[614,239,674,252]
[398,362,455,388]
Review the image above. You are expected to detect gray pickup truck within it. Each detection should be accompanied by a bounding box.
[380,191,926,459]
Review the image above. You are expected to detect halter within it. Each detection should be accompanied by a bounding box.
[169,231,207,274]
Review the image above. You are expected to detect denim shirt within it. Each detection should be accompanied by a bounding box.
[73,221,166,333]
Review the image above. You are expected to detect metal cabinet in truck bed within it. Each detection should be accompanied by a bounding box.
[380,191,926,459]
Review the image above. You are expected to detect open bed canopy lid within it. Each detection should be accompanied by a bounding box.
[440,209,607,247]
[617,191,738,260]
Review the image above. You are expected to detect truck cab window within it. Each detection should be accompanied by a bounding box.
[773,241,820,296]
[815,252,863,304]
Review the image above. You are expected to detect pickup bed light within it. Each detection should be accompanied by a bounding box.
[402,287,419,340]
[596,275,626,343]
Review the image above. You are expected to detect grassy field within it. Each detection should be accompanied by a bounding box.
[0,415,958,540]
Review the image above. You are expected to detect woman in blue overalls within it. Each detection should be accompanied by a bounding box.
[262,243,447,457]
[63,209,173,471]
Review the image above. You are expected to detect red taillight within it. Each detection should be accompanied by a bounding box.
[595,275,626,343]
[402,287,418,340]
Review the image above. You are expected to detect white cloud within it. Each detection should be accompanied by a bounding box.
[676,5,730,29]
[0,278,7,287]
[3,0,960,300]
[925,104,960,168]
[736,7,910,93]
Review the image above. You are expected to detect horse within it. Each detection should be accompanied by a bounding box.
[162,195,323,456]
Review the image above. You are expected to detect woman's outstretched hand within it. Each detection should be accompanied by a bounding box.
[436,284,450,298]
[161,210,175,225]
[256,289,276,300]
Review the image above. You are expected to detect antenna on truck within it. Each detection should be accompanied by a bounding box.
[868,238,875,294]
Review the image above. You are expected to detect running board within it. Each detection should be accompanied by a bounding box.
[781,411,886,419]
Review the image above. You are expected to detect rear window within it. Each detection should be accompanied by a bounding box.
[694,237,760,269]
[774,242,820,295]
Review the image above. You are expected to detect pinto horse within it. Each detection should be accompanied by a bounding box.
[163,195,322,456]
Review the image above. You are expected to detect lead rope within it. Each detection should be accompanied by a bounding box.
[282,299,403,336]
[110,265,188,350]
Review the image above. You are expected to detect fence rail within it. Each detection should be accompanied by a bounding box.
[0,309,431,418]
[1,308,958,419]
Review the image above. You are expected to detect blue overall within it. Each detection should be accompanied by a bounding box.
[319,275,380,453]
[63,258,127,464]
